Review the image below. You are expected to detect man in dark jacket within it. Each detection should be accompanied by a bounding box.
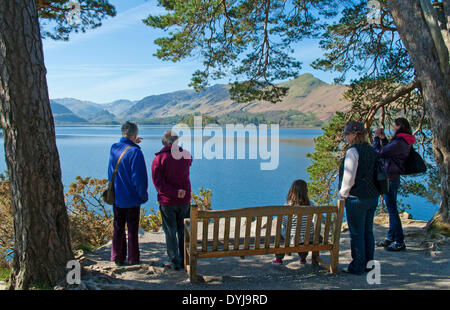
[152,131,192,270]
[108,121,148,265]
[373,118,416,252]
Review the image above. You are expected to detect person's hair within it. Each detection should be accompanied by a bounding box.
[162,130,179,146]
[345,132,368,145]
[286,179,311,206]
[394,117,412,136]
[350,132,368,144]
[121,121,138,139]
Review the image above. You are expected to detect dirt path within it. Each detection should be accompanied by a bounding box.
[62,214,449,290]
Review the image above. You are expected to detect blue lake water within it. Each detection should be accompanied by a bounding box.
[0,125,439,221]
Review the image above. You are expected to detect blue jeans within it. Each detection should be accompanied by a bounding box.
[384,178,404,243]
[160,204,190,267]
[345,197,378,274]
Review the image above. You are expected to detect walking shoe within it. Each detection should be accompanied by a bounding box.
[342,268,364,275]
[384,241,406,251]
[271,258,283,265]
[376,238,393,247]
[300,257,307,264]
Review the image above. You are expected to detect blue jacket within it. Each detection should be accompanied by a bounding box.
[108,137,148,208]
[372,133,416,179]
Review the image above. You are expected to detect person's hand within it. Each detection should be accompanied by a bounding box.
[135,137,143,144]
[178,189,186,199]
[374,128,385,139]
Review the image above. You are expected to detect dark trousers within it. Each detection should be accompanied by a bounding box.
[384,178,404,243]
[345,197,378,273]
[160,204,190,267]
[111,205,141,265]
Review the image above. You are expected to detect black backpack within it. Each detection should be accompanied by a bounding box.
[402,147,427,175]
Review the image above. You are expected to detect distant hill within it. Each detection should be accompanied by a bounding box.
[118,74,350,122]
[50,102,89,124]
[51,98,113,122]
[101,99,137,116]
[50,73,350,127]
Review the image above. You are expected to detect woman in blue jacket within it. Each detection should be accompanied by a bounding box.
[373,118,415,252]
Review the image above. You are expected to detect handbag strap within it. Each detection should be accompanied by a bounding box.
[111,145,133,182]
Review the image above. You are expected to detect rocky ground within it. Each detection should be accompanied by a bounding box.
[53,213,450,290]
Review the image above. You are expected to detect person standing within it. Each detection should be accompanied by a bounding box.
[338,122,380,275]
[152,131,193,270]
[109,121,148,266]
[373,118,415,251]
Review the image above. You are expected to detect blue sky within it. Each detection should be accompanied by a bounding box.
[42,0,346,103]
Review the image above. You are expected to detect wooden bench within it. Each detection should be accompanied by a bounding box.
[183,199,345,283]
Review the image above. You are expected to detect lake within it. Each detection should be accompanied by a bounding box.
[0,125,439,221]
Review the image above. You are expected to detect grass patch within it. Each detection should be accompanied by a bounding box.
[0,266,10,282]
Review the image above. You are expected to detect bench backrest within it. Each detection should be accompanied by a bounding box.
[189,200,345,258]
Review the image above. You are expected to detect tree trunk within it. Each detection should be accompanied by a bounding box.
[389,0,450,228]
[0,0,73,289]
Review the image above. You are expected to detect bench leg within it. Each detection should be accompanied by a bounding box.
[189,255,198,283]
[184,234,189,271]
[311,251,319,267]
[329,249,339,274]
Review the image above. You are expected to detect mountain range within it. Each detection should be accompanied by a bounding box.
[50,73,350,126]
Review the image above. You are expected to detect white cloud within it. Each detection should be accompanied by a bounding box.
[43,1,165,50]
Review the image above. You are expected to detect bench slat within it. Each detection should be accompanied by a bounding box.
[313,213,323,245]
[202,218,209,252]
[303,214,313,246]
[197,244,334,259]
[285,214,293,248]
[264,216,273,249]
[213,218,220,251]
[244,216,252,250]
[254,216,262,249]
[294,214,302,247]
[322,212,332,245]
[234,216,241,250]
[224,217,230,251]
[274,216,283,248]
[197,206,337,219]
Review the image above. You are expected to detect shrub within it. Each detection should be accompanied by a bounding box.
[191,187,212,211]
[139,208,162,232]
[65,176,113,251]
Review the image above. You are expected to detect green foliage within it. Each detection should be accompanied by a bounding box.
[0,265,10,282]
[191,187,212,211]
[37,0,116,41]
[306,112,348,205]
[140,208,163,232]
[178,115,219,127]
[218,110,324,127]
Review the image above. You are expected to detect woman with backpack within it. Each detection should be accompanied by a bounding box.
[373,118,416,252]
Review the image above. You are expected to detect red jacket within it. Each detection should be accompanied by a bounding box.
[151,144,192,206]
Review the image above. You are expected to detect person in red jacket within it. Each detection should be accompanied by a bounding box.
[151,130,192,270]
[373,118,416,252]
